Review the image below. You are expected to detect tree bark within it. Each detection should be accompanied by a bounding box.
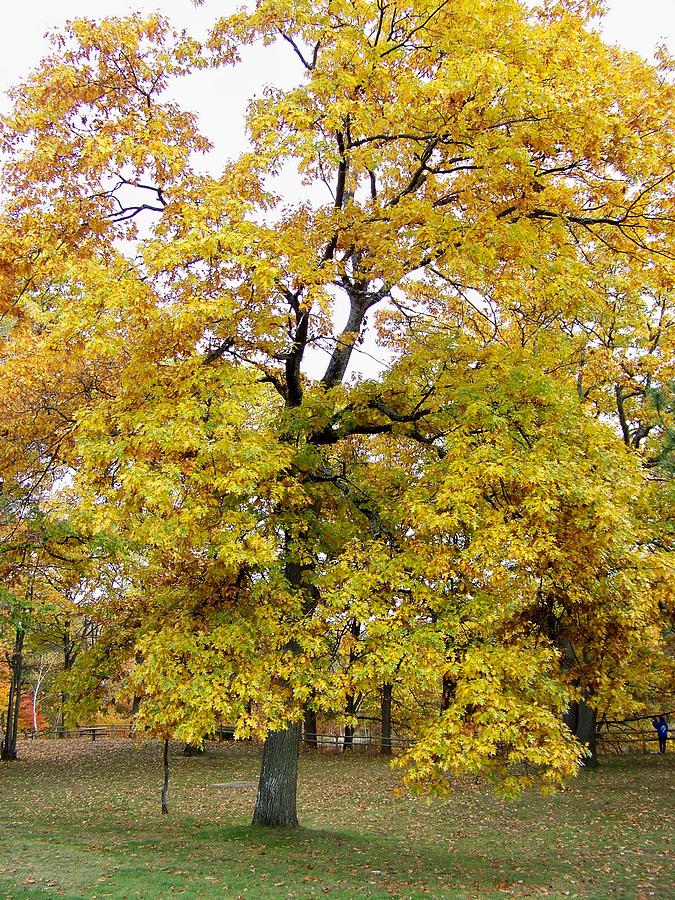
[252,722,301,827]
[441,674,454,712]
[563,699,598,767]
[31,661,47,735]
[1,626,24,761]
[60,623,77,730]
[130,651,144,716]
[343,619,362,751]
[381,683,393,755]
[559,640,598,767]
[562,700,579,736]
[303,708,318,750]
[343,694,358,750]
[251,542,315,826]
[575,701,598,767]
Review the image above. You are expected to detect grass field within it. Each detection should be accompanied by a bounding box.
[0,738,672,898]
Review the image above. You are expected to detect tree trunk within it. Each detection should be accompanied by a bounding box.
[1,626,24,761]
[441,674,454,711]
[303,708,318,750]
[559,640,598,767]
[563,699,598,767]
[381,683,393,755]
[576,701,598,767]
[343,694,357,750]
[563,700,579,736]
[32,665,46,735]
[252,722,301,827]
[60,625,76,730]
[0,626,24,760]
[251,543,315,827]
[161,740,170,814]
[182,743,204,757]
[2,668,17,760]
[342,619,362,751]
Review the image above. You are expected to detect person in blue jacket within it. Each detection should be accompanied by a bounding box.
[652,716,668,754]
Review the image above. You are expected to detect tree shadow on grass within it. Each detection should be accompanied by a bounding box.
[179,823,582,898]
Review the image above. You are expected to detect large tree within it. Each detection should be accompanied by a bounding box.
[1,0,674,822]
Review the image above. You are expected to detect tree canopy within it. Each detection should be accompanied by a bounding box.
[0,0,673,822]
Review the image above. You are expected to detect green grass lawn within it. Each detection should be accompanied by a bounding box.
[0,738,671,898]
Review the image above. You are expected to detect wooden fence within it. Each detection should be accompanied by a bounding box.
[22,724,135,741]
[596,712,672,755]
[20,723,411,748]
[19,713,670,754]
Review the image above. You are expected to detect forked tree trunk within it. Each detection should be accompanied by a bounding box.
[252,722,301,827]
[1,627,24,761]
[381,683,393,755]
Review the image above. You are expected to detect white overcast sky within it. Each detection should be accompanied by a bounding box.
[2,1,674,85]
[1,0,674,164]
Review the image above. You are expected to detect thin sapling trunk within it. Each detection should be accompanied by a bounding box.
[161,739,170,814]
